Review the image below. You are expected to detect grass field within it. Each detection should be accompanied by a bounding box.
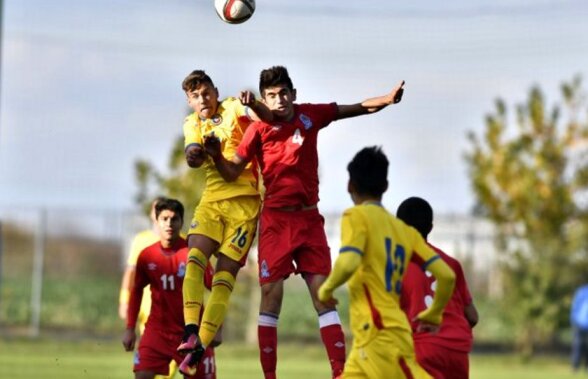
[0,337,579,379]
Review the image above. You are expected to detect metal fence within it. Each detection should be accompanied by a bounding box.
[0,206,498,341]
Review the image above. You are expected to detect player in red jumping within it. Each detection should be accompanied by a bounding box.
[204,65,405,379]
[397,197,479,379]
[122,198,217,379]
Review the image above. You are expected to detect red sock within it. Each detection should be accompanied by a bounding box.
[258,314,278,379]
[320,322,346,378]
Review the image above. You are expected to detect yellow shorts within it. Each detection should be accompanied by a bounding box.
[189,195,260,265]
[343,329,432,379]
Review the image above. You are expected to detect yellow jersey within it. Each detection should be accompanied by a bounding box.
[126,229,159,266]
[183,97,259,203]
[338,202,440,347]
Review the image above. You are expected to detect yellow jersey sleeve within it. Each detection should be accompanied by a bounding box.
[415,258,456,325]
[408,227,440,269]
[126,229,159,266]
[339,208,367,255]
[183,113,203,149]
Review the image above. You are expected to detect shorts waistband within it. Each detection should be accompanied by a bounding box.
[269,204,318,212]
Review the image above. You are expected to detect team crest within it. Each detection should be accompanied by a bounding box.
[190,221,199,229]
[148,263,157,271]
[178,262,186,277]
[260,260,270,278]
[211,114,223,125]
[299,113,313,130]
[134,351,140,365]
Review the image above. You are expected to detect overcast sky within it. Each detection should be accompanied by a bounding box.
[1,0,587,216]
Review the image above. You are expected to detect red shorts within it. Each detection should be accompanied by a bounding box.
[135,327,216,379]
[414,341,469,379]
[257,207,331,284]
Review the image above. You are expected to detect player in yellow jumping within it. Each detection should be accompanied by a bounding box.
[177,70,271,376]
[120,196,182,379]
[318,146,456,379]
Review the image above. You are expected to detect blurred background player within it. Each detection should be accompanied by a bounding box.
[119,196,181,379]
[397,197,479,379]
[204,66,405,379]
[318,146,456,379]
[122,198,217,379]
[177,70,272,376]
[570,283,588,372]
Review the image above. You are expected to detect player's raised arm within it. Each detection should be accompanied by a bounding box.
[336,80,405,120]
[239,90,273,122]
[203,134,248,182]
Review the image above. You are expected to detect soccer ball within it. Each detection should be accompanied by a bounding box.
[214,0,255,24]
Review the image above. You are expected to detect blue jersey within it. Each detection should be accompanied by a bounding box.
[571,285,588,329]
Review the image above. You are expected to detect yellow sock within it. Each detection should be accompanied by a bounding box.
[183,247,209,325]
[199,271,236,347]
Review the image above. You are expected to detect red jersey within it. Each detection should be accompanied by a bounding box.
[236,103,338,208]
[400,243,474,353]
[127,238,214,335]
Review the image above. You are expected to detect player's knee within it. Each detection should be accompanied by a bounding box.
[187,248,209,270]
[260,286,282,314]
[216,254,242,276]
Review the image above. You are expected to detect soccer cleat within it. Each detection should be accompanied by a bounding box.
[178,343,205,376]
[177,333,198,354]
[177,324,199,355]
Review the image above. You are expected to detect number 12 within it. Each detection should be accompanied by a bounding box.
[384,237,406,294]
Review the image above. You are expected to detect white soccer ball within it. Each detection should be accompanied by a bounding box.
[214,0,255,24]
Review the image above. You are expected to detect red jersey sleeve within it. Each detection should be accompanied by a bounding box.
[126,252,149,329]
[309,103,338,129]
[452,259,473,306]
[236,121,262,162]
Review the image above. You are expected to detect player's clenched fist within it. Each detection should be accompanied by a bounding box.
[122,329,136,352]
[239,90,257,108]
[203,133,222,160]
[185,144,207,168]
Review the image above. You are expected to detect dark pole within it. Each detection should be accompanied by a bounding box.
[0,0,4,311]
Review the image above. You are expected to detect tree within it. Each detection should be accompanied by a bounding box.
[465,75,588,356]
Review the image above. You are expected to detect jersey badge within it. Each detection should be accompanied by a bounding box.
[178,262,186,278]
[260,260,270,279]
[190,221,199,229]
[271,124,282,131]
[148,263,157,271]
[211,114,223,125]
[299,113,313,130]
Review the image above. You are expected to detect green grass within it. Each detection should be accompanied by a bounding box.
[0,338,580,379]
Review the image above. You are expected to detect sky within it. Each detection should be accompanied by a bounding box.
[1,0,588,216]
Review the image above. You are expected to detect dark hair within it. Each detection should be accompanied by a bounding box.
[152,195,167,208]
[396,197,433,239]
[347,146,389,198]
[259,66,294,95]
[182,70,214,92]
[155,198,185,220]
